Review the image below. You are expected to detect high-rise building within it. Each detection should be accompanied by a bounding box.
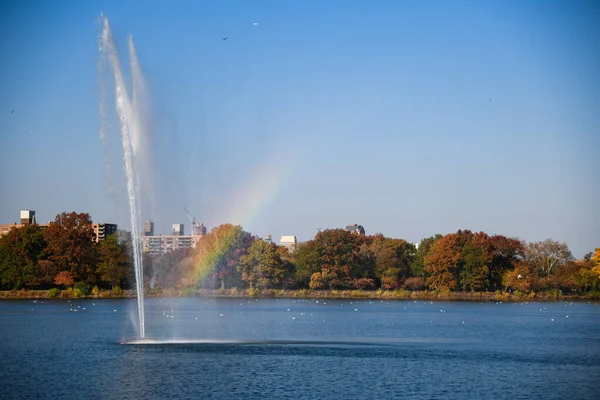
[144,220,154,236]
[265,233,272,243]
[193,223,207,236]
[141,221,207,256]
[92,223,118,242]
[345,224,365,236]
[172,223,184,236]
[142,235,195,256]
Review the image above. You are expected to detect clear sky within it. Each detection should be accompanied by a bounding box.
[0,0,598,256]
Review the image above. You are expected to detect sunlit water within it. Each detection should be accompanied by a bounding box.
[1,298,599,399]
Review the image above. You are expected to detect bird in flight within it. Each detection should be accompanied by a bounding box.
[252,22,258,26]
[10,109,14,114]
[222,37,228,41]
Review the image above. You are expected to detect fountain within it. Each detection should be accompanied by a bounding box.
[98,15,146,339]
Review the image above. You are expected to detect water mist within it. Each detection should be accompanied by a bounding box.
[98,15,146,338]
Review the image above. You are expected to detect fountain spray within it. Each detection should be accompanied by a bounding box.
[98,15,146,338]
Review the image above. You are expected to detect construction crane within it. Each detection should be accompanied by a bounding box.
[183,207,196,235]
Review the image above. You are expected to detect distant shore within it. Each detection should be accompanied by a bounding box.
[1,289,598,302]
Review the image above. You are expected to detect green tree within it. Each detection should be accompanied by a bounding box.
[365,235,415,289]
[188,224,254,289]
[459,232,491,292]
[0,224,47,289]
[578,268,600,292]
[293,240,323,288]
[97,234,130,289]
[412,234,442,278]
[276,245,296,289]
[116,230,153,288]
[239,239,285,289]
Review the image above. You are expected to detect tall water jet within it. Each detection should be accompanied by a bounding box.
[98,15,146,338]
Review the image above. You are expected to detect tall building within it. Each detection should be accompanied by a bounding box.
[144,220,154,236]
[1,210,48,236]
[91,223,118,242]
[345,224,365,235]
[141,221,207,256]
[265,233,272,243]
[280,235,297,251]
[142,235,195,256]
[193,223,207,236]
[172,223,184,236]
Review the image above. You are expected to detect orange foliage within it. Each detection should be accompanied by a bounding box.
[502,261,533,293]
[424,233,461,290]
[54,271,74,287]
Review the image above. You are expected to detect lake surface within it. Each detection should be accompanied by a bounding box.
[1,298,599,399]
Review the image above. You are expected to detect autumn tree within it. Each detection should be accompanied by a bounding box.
[424,233,461,291]
[524,239,573,278]
[311,229,372,289]
[549,261,583,293]
[294,230,358,289]
[592,248,600,282]
[502,261,534,293]
[578,253,600,292]
[487,235,524,291]
[54,270,74,287]
[43,212,99,284]
[403,276,426,291]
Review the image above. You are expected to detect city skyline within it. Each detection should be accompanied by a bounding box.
[1,1,598,257]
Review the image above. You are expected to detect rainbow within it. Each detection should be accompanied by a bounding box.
[220,151,295,234]
[186,152,296,287]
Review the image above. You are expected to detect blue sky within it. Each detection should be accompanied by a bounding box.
[0,0,598,256]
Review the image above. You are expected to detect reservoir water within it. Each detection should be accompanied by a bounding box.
[1,298,599,399]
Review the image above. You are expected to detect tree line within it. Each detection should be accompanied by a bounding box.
[0,212,131,294]
[149,224,600,295]
[1,211,599,296]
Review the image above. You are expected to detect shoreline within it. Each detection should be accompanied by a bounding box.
[1,289,598,302]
